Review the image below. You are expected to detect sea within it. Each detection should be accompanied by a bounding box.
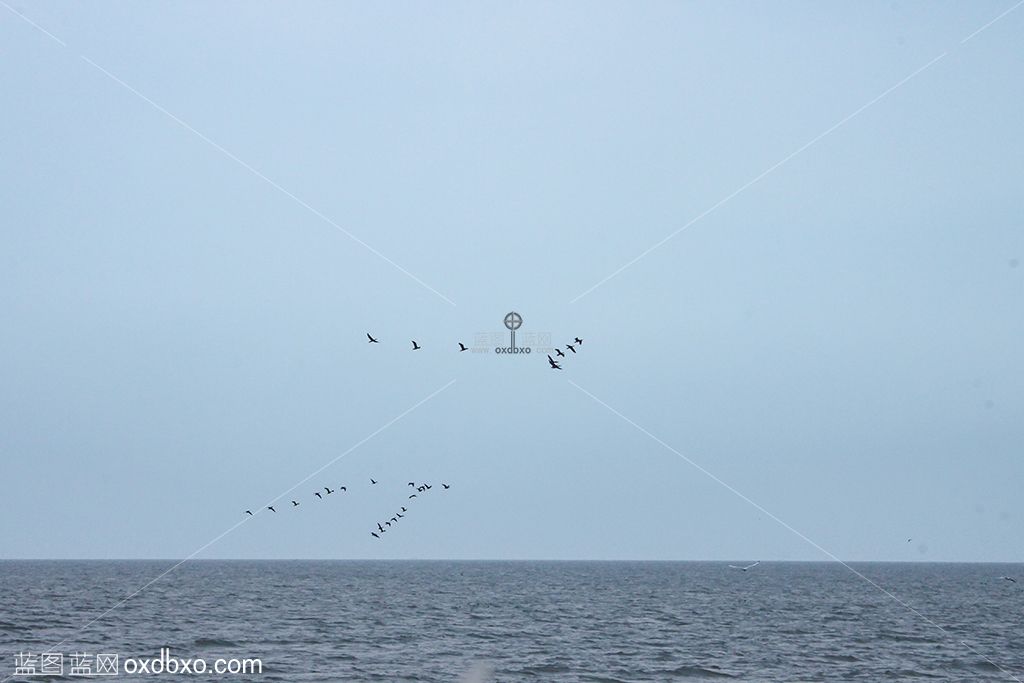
[1,561,1022,682]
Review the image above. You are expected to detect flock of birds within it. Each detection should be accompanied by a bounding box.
[547,336,584,370]
[244,478,451,539]
[367,332,586,370]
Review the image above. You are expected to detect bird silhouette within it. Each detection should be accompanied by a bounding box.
[314,492,322,499]
[291,500,299,507]
[396,513,404,519]
[906,538,912,543]
[418,486,426,492]
[411,341,421,350]
[566,344,577,353]
[728,561,760,571]
[442,483,450,490]
[325,487,334,495]
[424,484,432,490]
[408,482,415,487]
[367,333,379,343]
[390,517,398,523]
[547,355,562,370]
[1001,576,1018,583]
[401,507,407,512]
[574,337,583,345]
[267,506,276,513]
[385,521,392,527]
[245,510,253,516]
[339,485,347,492]
[377,523,384,533]
[458,342,468,352]
[555,348,565,358]
[409,494,417,499]
[371,532,380,539]
[370,478,378,485]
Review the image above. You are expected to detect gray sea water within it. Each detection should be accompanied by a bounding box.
[1,561,1022,682]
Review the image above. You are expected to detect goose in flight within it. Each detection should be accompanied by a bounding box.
[409,494,418,499]
[458,342,468,352]
[291,500,300,507]
[728,561,760,571]
[547,355,562,370]
[339,486,347,492]
[367,333,379,343]
[325,487,334,495]
[370,478,378,485]
[371,532,380,539]
[574,337,583,345]
[314,491,322,499]
[566,344,577,353]
[377,523,385,533]
[267,506,276,513]
[554,348,565,358]
[401,507,407,512]
[411,341,421,350]
[442,483,450,489]
[1001,576,1017,583]
[245,510,253,516]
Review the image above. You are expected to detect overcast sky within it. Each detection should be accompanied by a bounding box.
[1,1,1021,561]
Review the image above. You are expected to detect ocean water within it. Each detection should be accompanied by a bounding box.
[1,561,1022,682]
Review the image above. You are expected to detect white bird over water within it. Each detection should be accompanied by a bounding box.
[728,561,760,571]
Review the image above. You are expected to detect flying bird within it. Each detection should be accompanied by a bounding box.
[442,483,450,489]
[314,492,322,499]
[325,487,334,495]
[728,561,760,571]
[245,510,253,516]
[411,341,421,350]
[566,344,577,353]
[291,500,300,507]
[459,343,468,352]
[377,523,384,533]
[906,538,912,543]
[385,521,392,527]
[267,506,276,513]
[554,348,565,358]
[370,478,378,485]
[371,532,380,539]
[367,333,379,343]
[401,507,407,512]
[547,355,562,370]
[574,337,583,345]
[424,484,432,490]
[418,486,426,492]
[391,517,398,523]
[339,486,347,492]
[396,513,404,519]
[1001,576,1017,583]
[409,494,417,499]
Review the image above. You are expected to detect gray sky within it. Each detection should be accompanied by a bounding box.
[1,1,1021,561]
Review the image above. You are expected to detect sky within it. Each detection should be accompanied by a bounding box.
[1,1,1021,561]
